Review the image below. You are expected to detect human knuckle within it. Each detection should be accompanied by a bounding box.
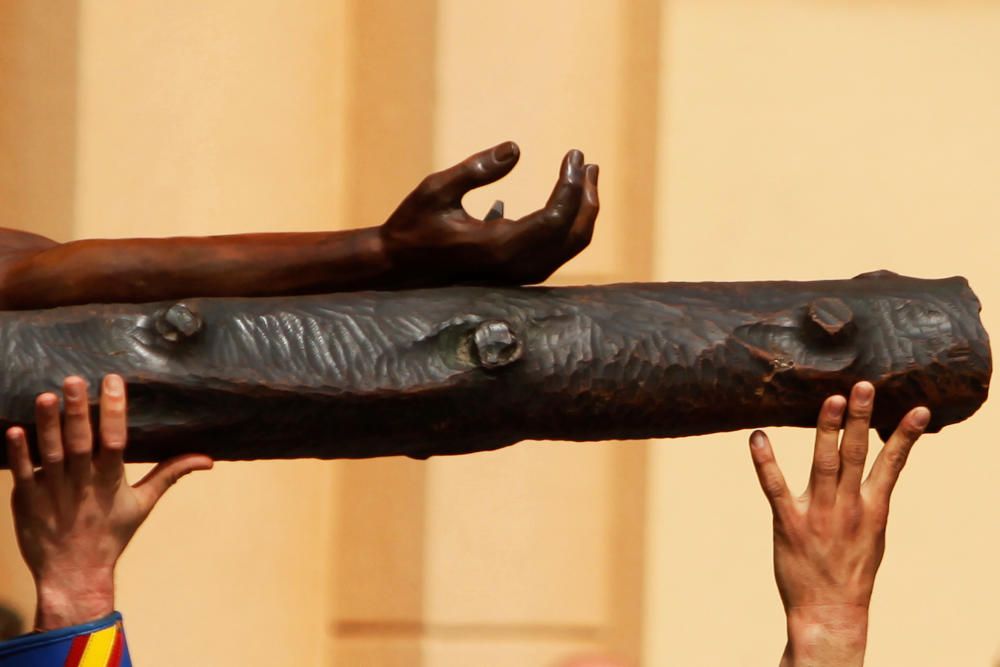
[887,448,909,472]
[813,455,839,475]
[65,404,89,417]
[103,406,125,420]
[874,504,890,523]
[842,445,867,465]
[818,420,841,435]
[849,403,873,418]
[101,435,126,450]
[842,502,864,526]
[763,476,785,498]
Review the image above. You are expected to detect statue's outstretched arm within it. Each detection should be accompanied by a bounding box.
[0,142,598,309]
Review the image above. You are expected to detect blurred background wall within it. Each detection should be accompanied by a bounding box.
[646,2,1000,666]
[0,1,998,666]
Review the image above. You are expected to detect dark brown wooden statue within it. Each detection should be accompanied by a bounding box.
[0,142,597,309]
[0,143,990,466]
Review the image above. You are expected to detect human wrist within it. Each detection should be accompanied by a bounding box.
[34,567,115,632]
[782,605,869,667]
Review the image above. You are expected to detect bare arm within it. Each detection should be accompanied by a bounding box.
[750,382,929,667]
[6,375,211,630]
[0,142,599,309]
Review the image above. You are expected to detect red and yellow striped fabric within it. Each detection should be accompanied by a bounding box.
[63,620,125,667]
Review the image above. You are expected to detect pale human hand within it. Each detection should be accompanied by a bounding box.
[5,374,213,631]
[749,381,930,667]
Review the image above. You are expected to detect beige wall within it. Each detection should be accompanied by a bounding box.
[3,2,999,666]
[333,2,655,664]
[645,2,1000,665]
[0,1,79,627]
[1,2,347,665]
[0,1,653,666]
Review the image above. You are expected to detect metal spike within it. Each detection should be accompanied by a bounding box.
[484,200,504,221]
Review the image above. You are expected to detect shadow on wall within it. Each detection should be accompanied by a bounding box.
[0,604,22,640]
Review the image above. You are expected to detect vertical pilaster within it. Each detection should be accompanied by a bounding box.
[0,0,80,636]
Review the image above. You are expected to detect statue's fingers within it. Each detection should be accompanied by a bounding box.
[35,392,66,496]
[563,163,599,258]
[749,430,792,516]
[95,374,127,483]
[502,150,587,276]
[807,395,845,507]
[524,149,585,227]
[62,376,94,488]
[415,141,520,206]
[133,453,213,516]
[5,428,35,488]
[836,382,874,499]
[865,407,929,501]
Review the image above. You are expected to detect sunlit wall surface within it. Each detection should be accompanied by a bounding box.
[1,2,998,666]
[0,2,653,665]
[646,2,1000,666]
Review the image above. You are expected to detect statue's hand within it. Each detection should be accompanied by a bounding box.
[380,142,599,285]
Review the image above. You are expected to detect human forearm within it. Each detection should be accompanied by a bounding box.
[780,606,868,667]
[34,568,115,632]
[0,227,398,309]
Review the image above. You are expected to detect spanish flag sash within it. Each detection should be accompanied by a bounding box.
[0,612,131,667]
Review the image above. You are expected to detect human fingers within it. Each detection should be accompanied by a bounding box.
[749,430,792,517]
[95,374,127,484]
[865,407,930,501]
[413,141,521,207]
[34,392,66,496]
[62,377,94,488]
[837,382,874,499]
[5,427,35,489]
[133,454,214,516]
[806,394,846,507]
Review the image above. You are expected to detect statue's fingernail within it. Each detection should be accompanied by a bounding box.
[587,164,599,185]
[493,142,518,162]
[568,149,584,167]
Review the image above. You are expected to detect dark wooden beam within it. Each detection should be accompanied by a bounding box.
[0,271,990,465]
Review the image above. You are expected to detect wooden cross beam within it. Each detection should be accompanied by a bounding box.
[0,271,990,465]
